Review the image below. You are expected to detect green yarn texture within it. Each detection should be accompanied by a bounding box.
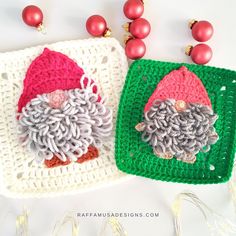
[115,60,236,184]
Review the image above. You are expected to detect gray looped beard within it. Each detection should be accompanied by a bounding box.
[141,99,218,162]
[18,89,112,162]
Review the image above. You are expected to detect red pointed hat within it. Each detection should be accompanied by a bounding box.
[144,66,212,112]
[18,48,100,112]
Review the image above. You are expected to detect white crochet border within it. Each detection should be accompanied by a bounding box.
[0,38,130,198]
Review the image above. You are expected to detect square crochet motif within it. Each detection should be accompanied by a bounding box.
[115,60,236,184]
[0,38,129,197]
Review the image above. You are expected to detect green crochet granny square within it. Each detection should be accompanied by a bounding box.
[115,60,236,184]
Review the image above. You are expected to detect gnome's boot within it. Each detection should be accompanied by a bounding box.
[44,146,99,168]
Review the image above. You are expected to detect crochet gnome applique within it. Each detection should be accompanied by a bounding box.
[135,66,219,164]
[17,48,112,168]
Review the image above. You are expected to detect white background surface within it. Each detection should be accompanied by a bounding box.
[0,0,236,235]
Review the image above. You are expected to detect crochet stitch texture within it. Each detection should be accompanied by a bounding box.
[115,59,236,184]
[18,48,101,112]
[0,38,129,197]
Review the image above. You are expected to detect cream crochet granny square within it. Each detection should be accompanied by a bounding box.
[0,38,129,197]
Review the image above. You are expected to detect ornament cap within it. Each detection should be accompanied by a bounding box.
[36,23,46,34]
[124,35,133,44]
[185,45,193,56]
[189,19,198,29]
[122,22,130,32]
[104,28,112,37]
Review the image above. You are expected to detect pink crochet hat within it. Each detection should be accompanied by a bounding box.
[144,66,212,112]
[18,48,100,112]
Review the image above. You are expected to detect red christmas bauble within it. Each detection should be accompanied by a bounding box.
[86,15,109,37]
[188,44,213,65]
[125,38,146,60]
[191,20,214,42]
[22,5,43,28]
[123,0,144,20]
[129,18,151,39]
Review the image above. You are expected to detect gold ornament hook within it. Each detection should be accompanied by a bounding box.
[185,45,193,56]
[104,28,112,37]
[36,23,47,35]
[188,19,198,29]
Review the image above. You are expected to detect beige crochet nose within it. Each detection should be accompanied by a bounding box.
[48,90,68,109]
[175,100,187,112]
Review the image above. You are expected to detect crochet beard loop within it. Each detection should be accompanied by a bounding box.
[17,88,113,163]
[137,99,219,163]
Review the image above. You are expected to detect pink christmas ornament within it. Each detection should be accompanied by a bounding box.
[125,38,146,60]
[22,5,45,32]
[190,20,214,42]
[124,18,151,39]
[123,0,144,20]
[185,44,213,65]
[86,15,111,37]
